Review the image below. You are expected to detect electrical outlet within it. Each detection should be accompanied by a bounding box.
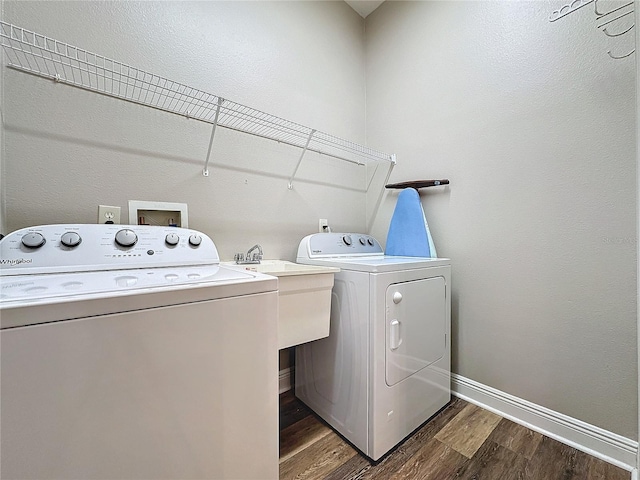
[98,205,121,224]
[319,218,329,233]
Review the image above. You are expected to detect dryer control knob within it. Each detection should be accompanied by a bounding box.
[115,229,138,248]
[60,232,82,248]
[392,292,403,304]
[21,232,46,249]
[165,233,180,246]
[189,234,202,247]
[342,235,352,246]
[359,237,366,245]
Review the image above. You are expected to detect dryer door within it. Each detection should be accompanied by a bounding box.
[385,276,446,386]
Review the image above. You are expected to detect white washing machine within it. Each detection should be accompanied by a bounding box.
[0,224,278,480]
[296,232,451,461]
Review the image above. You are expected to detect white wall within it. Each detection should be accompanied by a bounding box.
[2,0,371,261]
[3,0,638,444]
[636,0,639,468]
[0,0,5,237]
[366,0,637,439]
[0,63,4,238]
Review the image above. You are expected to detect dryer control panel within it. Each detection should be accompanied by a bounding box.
[0,224,219,276]
[298,233,383,258]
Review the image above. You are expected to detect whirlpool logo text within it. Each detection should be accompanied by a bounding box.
[0,258,33,266]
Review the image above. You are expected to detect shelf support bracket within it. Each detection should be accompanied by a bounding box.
[202,97,224,177]
[367,154,397,233]
[287,129,316,190]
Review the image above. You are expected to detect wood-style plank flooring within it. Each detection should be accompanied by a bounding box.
[279,391,631,480]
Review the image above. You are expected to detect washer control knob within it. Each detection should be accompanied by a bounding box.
[165,233,180,246]
[21,232,46,249]
[359,237,366,245]
[342,235,352,246]
[115,229,138,248]
[367,238,374,246]
[393,292,403,304]
[60,232,82,248]
[189,234,202,247]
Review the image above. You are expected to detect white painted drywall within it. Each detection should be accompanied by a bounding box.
[2,0,370,261]
[0,69,4,238]
[2,0,638,443]
[0,0,5,237]
[366,0,637,439]
[636,0,639,468]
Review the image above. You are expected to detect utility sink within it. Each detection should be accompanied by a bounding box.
[222,260,339,349]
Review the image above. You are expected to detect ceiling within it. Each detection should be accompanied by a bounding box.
[344,0,385,18]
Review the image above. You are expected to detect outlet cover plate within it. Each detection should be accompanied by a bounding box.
[98,205,121,224]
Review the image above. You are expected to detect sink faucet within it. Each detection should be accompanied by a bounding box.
[246,244,263,261]
[235,244,263,264]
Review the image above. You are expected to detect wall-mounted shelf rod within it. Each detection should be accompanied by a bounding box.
[0,22,395,186]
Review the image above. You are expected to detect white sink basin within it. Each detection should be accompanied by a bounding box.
[229,260,338,277]
[222,261,338,349]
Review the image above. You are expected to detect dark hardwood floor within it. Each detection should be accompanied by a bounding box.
[279,391,631,480]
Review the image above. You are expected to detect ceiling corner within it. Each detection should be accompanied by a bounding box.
[344,0,385,19]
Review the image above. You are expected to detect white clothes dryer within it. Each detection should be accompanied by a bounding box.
[296,232,451,461]
[0,224,278,480]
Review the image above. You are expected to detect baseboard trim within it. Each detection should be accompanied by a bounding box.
[451,373,637,471]
[279,367,293,394]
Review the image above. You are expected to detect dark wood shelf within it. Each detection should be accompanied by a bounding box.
[385,179,449,189]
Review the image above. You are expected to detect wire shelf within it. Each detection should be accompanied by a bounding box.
[1,22,395,181]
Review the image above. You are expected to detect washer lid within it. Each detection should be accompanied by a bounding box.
[296,232,449,271]
[297,255,450,273]
[0,265,277,329]
[0,265,255,302]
